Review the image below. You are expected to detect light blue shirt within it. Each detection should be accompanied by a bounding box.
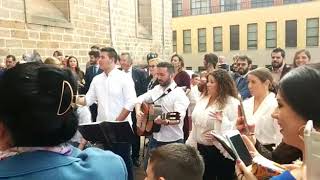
[0,147,127,180]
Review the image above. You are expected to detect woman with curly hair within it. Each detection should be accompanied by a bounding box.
[186,69,240,180]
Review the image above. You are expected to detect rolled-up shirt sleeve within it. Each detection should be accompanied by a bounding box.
[85,78,97,107]
[123,76,137,111]
[137,89,153,104]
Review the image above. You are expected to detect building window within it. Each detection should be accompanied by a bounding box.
[266,22,277,48]
[191,0,211,15]
[251,0,273,8]
[247,23,257,49]
[285,20,297,47]
[306,18,319,47]
[183,30,192,53]
[230,25,240,50]
[198,28,207,52]
[284,0,310,4]
[25,0,71,28]
[173,31,177,53]
[221,0,239,12]
[137,0,152,39]
[213,27,223,51]
[172,0,183,17]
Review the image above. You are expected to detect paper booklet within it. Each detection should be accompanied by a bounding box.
[210,130,286,180]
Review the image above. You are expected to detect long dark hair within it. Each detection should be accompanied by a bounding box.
[279,63,320,128]
[67,56,81,74]
[206,69,238,109]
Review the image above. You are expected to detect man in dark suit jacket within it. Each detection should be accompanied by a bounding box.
[84,50,103,122]
[268,47,291,84]
[235,55,252,100]
[119,52,148,167]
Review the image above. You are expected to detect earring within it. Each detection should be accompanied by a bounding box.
[298,125,305,141]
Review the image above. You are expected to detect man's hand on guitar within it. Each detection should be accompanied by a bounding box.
[136,110,145,127]
[154,115,167,125]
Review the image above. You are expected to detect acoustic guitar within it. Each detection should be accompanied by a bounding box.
[136,102,181,136]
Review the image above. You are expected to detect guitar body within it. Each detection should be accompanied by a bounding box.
[139,103,160,136]
[136,103,180,136]
[145,104,161,133]
[136,102,149,136]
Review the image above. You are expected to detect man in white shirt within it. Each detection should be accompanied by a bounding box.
[135,62,190,168]
[77,47,136,180]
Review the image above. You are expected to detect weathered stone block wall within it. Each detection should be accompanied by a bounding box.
[0,0,111,64]
[0,0,172,66]
[106,0,172,64]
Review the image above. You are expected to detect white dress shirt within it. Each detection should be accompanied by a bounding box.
[186,95,239,147]
[85,68,137,124]
[243,92,282,145]
[137,81,190,142]
[123,66,132,77]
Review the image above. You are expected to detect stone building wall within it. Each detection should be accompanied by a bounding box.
[108,0,173,64]
[0,0,172,65]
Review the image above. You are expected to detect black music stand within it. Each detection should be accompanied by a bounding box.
[78,121,135,150]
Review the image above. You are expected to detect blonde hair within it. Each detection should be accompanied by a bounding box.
[148,58,160,64]
[44,57,61,67]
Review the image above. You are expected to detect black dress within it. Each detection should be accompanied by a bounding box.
[197,143,235,180]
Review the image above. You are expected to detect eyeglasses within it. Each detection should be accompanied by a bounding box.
[148,65,156,68]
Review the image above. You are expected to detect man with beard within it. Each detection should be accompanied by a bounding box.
[135,62,189,169]
[270,48,291,83]
[235,55,252,100]
[84,50,103,121]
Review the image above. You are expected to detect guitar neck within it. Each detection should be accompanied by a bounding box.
[161,112,180,120]
[161,113,170,120]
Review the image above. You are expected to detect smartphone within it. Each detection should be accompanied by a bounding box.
[226,130,253,166]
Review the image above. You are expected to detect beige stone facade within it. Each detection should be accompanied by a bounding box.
[0,0,172,66]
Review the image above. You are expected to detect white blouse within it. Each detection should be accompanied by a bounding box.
[243,92,282,145]
[186,95,239,147]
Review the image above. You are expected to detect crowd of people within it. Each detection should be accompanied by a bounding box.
[0,45,318,180]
